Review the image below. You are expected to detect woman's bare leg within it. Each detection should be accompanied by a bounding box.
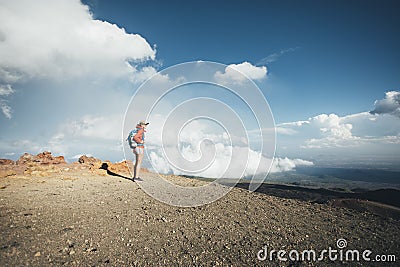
[134,153,143,179]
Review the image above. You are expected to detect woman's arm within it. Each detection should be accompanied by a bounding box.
[133,129,144,143]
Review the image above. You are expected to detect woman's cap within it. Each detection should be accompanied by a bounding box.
[139,120,149,126]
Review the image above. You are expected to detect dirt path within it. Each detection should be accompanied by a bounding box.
[1,171,399,266]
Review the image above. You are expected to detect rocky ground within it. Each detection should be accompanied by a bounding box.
[0,152,399,266]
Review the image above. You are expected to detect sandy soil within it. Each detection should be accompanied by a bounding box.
[1,165,399,266]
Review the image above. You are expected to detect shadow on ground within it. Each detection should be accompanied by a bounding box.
[100,163,133,181]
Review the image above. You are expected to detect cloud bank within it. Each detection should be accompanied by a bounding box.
[148,145,313,178]
[0,0,156,118]
[143,115,313,178]
[278,112,400,148]
[275,92,400,162]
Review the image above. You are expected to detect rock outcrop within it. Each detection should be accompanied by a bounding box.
[78,155,101,165]
[76,155,133,177]
[16,153,34,165]
[3,152,139,178]
[0,159,15,165]
[36,151,66,164]
[16,151,66,165]
[76,155,106,175]
[106,160,132,175]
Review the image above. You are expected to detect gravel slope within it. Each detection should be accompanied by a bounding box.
[1,169,399,266]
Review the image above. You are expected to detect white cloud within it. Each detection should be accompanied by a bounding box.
[370,91,400,117]
[144,116,312,178]
[46,133,67,156]
[128,66,159,84]
[275,108,400,157]
[0,69,22,84]
[270,157,313,172]
[0,99,12,119]
[257,47,299,65]
[148,144,313,178]
[304,113,359,148]
[214,62,267,84]
[10,139,41,153]
[380,135,400,144]
[0,84,14,96]
[0,84,14,118]
[0,0,155,81]
[60,114,123,141]
[275,127,298,135]
[0,0,157,118]
[19,114,125,159]
[278,120,310,127]
[277,113,362,149]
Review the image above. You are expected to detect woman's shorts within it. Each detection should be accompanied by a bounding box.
[133,147,144,155]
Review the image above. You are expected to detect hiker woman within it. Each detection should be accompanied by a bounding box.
[131,120,149,180]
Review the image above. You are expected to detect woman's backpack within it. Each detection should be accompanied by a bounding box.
[126,129,138,149]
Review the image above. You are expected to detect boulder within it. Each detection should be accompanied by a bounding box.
[84,160,135,177]
[77,155,106,175]
[78,155,101,165]
[107,160,132,175]
[89,161,108,176]
[16,153,35,165]
[0,159,15,165]
[36,151,66,164]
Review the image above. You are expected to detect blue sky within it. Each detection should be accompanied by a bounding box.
[1,0,400,176]
[84,0,400,121]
